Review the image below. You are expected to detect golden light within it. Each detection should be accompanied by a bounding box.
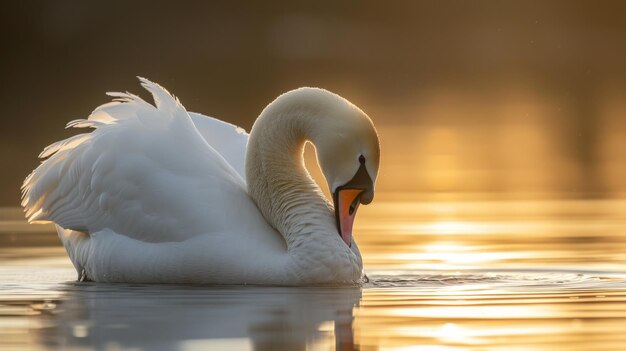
[437,323,475,345]
[425,221,474,235]
[386,305,555,319]
[380,346,466,351]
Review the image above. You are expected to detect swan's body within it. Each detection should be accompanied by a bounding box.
[21,78,379,285]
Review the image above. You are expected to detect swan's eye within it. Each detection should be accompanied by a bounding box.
[359,155,365,164]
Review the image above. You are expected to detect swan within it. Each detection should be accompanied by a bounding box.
[21,78,380,285]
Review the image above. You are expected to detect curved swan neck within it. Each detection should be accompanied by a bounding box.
[245,88,365,284]
[245,102,336,251]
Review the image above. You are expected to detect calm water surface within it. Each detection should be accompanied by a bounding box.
[2,199,626,350]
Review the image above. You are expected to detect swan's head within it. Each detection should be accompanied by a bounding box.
[306,90,380,247]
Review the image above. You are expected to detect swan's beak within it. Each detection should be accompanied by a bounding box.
[333,161,374,247]
[334,188,364,247]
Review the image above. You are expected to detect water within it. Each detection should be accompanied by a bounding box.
[2,199,626,350]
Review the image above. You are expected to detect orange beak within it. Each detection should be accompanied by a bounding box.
[333,155,375,247]
[334,188,364,247]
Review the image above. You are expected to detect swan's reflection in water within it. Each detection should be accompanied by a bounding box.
[38,283,361,351]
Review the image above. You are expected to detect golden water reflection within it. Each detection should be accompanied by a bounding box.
[2,199,626,350]
[350,198,626,350]
[357,198,626,273]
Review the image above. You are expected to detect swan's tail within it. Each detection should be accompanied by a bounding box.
[21,77,202,280]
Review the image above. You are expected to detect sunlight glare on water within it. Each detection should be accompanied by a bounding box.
[2,199,626,350]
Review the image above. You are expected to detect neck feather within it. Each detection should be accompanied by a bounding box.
[245,88,364,284]
[245,109,337,251]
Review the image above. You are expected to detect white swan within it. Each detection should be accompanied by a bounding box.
[21,78,380,285]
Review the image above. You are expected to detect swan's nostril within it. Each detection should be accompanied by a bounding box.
[349,193,362,215]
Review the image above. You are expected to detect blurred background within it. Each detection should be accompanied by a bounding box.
[2,0,626,206]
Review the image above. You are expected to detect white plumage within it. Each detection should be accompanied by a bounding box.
[21,78,380,285]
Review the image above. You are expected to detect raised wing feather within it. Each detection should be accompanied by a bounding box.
[22,78,250,242]
[189,112,248,179]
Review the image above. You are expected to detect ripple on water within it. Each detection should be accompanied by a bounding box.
[366,270,626,293]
